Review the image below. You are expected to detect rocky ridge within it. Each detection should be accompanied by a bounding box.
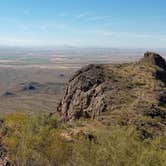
[57,52,166,135]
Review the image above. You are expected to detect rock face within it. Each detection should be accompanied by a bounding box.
[57,65,108,120]
[57,52,166,129]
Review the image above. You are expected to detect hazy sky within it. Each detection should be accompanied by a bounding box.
[0,0,165,48]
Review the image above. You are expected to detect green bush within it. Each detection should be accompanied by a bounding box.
[73,126,166,166]
[3,112,72,166]
[2,112,166,166]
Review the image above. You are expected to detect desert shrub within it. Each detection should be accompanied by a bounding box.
[73,126,166,166]
[2,112,166,166]
[3,112,72,166]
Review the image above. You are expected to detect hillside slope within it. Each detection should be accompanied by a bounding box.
[57,52,166,136]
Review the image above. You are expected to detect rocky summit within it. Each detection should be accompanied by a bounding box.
[57,52,166,136]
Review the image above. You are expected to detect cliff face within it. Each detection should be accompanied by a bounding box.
[57,64,108,120]
[57,52,166,132]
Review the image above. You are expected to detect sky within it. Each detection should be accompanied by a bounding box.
[0,0,166,48]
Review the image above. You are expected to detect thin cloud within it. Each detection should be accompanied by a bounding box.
[76,12,90,19]
[84,29,166,42]
[0,37,36,45]
[89,30,113,36]
[23,9,31,16]
[18,22,68,31]
[19,25,30,31]
[38,23,68,30]
[76,12,111,22]
[111,31,166,42]
[117,32,154,38]
[87,16,112,21]
[59,13,68,17]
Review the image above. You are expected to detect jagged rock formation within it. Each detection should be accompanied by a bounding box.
[57,52,166,134]
[57,64,107,120]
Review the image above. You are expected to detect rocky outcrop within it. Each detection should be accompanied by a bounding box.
[57,64,108,120]
[57,52,166,128]
[140,51,166,70]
